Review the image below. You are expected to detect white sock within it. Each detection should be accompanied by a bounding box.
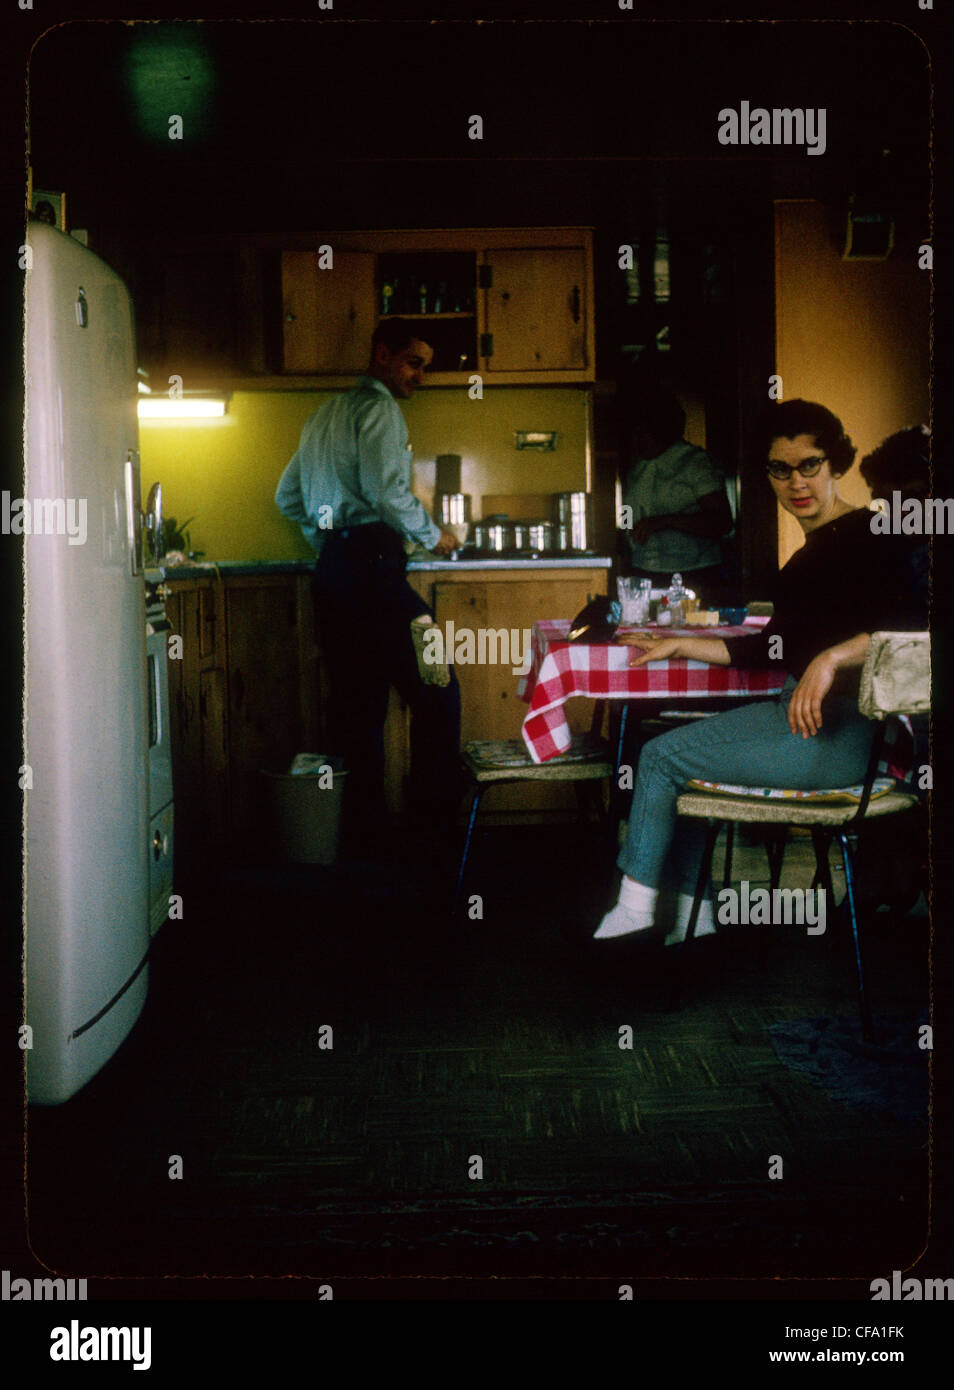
[619,877,658,913]
[663,893,717,947]
[594,878,658,939]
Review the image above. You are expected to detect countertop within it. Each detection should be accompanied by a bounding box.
[148,555,613,580]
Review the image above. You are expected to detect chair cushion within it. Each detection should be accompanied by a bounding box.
[677,789,918,825]
[684,776,896,805]
[462,733,613,782]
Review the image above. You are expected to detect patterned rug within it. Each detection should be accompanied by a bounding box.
[767,1013,930,1127]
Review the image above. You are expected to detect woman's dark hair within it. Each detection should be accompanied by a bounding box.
[757,400,856,477]
[371,317,425,355]
[860,426,931,500]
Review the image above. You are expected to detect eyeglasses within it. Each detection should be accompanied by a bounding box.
[765,456,828,481]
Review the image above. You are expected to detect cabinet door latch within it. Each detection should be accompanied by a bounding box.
[479,332,493,358]
[478,264,493,289]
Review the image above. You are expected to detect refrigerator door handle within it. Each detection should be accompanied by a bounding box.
[124,449,143,576]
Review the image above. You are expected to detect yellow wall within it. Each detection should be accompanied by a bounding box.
[774,201,930,565]
[139,386,589,561]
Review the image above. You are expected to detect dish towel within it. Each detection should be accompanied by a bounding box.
[410,615,451,687]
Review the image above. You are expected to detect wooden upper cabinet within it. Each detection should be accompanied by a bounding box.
[483,248,588,374]
[282,249,377,373]
[279,229,594,385]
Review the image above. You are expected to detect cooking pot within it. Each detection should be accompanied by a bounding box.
[485,522,512,553]
[511,522,531,552]
[553,492,593,551]
[436,492,472,526]
[527,520,554,553]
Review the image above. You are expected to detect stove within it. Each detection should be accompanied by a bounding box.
[145,577,174,935]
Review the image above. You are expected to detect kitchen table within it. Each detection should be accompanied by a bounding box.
[518,619,783,765]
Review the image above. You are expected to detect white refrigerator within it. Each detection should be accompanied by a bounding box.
[23,223,151,1105]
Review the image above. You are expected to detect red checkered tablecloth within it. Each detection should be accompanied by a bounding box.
[518,620,785,763]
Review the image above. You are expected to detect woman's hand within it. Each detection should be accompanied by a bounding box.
[624,633,732,668]
[787,652,838,737]
[627,633,685,666]
[786,635,871,737]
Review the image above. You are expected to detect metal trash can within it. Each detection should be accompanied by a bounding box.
[260,754,348,865]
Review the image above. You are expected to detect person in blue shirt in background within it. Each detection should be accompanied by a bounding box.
[276,319,461,855]
[620,387,735,608]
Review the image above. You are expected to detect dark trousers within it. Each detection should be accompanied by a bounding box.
[312,524,461,842]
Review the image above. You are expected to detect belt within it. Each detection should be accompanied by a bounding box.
[332,522,391,542]
[318,522,406,566]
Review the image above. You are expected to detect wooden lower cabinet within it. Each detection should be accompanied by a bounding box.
[224,576,320,847]
[395,567,610,818]
[163,578,228,878]
[164,573,320,874]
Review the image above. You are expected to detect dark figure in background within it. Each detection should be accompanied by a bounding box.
[619,389,734,605]
[275,319,462,853]
[860,424,931,608]
[855,424,932,913]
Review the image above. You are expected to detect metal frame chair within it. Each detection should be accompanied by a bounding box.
[671,632,930,1040]
[452,713,613,917]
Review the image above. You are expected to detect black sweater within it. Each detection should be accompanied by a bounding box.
[723,509,927,685]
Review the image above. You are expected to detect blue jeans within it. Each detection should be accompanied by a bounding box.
[618,677,876,892]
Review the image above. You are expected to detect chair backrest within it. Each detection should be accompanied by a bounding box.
[858,632,930,720]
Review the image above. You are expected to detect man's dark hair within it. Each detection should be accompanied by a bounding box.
[860,426,931,500]
[371,318,426,356]
[756,400,856,477]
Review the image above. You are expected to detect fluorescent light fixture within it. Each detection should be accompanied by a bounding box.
[138,397,228,420]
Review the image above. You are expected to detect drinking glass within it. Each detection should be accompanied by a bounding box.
[616,577,648,624]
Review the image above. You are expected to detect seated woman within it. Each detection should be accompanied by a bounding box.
[596,400,927,942]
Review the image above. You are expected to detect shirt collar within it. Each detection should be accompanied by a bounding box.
[356,374,394,400]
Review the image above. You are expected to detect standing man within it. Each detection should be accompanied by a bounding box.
[275,319,462,853]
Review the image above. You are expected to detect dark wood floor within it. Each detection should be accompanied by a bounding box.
[25,820,931,1285]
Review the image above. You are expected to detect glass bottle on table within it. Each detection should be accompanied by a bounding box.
[636,578,652,625]
[667,572,689,627]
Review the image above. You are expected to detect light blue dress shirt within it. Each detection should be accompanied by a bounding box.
[275,375,442,555]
